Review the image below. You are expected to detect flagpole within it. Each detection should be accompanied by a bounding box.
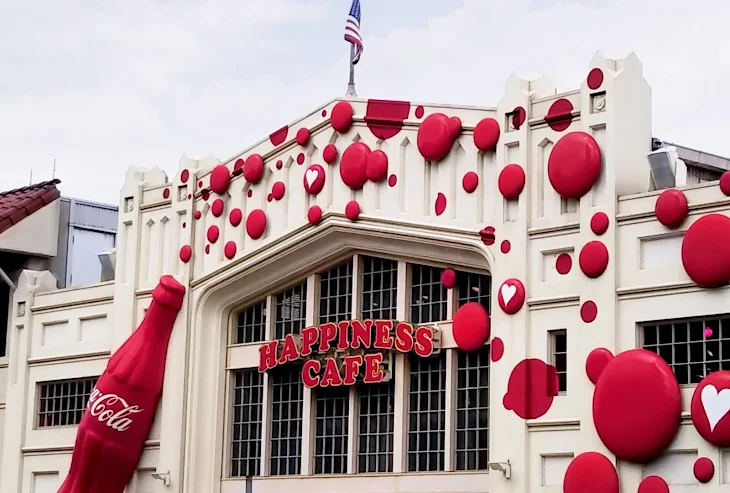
[346,44,357,97]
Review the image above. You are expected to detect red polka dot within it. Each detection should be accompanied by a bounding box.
[587,68,604,90]
[276,159,283,169]
[271,181,286,200]
[304,164,326,195]
[233,158,245,174]
[201,189,210,201]
[417,113,460,162]
[180,169,190,183]
[267,194,273,202]
[321,109,327,117]
[638,476,669,493]
[205,244,210,255]
[210,165,231,194]
[224,241,237,260]
[441,269,456,289]
[720,171,730,195]
[366,150,389,182]
[331,101,353,133]
[681,214,730,288]
[163,188,170,199]
[211,199,224,217]
[345,201,360,221]
[693,457,715,483]
[497,278,525,315]
[462,172,479,193]
[503,359,559,419]
[592,349,681,463]
[556,253,572,274]
[563,452,619,493]
[296,127,310,146]
[590,212,609,235]
[511,106,526,130]
[498,164,526,200]
[366,99,410,140]
[434,193,447,216]
[229,208,242,227]
[579,241,609,278]
[490,337,504,362]
[246,209,267,240]
[198,180,203,189]
[308,205,322,225]
[323,144,338,164]
[586,348,614,385]
[269,125,288,146]
[388,174,397,187]
[296,152,305,165]
[580,301,598,323]
[500,240,511,254]
[179,245,192,263]
[414,106,424,118]
[194,210,202,220]
[690,371,730,447]
[243,154,265,184]
[479,226,495,246]
[187,194,192,200]
[548,132,602,199]
[247,189,252,198]
[545,98,574,132]
[182,222,186,228]
[207,225,220,244]
[473,118,500,152]
[654,189,688,229]
[452,302,491,352]
[340,142,371,189]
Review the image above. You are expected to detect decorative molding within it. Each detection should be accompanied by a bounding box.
[27,350,111,367]
[525,418,580,431]
[21,440,160,456]
[527,294,581,310]
[527,222,580,238]
[616,281,725,300]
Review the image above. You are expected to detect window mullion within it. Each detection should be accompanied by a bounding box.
[300,274,317,476]
[264,295,275,341]
[260,371,271,476]
[445,348,457,471]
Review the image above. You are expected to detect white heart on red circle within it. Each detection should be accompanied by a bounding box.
[303,164,325,195]
[500,283,517,305]
[306,169,318,187]
[702,384,730,432]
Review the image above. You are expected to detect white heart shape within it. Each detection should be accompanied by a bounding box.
[701,384,730,432]
[500,283,517,305]
[305,169,319,188]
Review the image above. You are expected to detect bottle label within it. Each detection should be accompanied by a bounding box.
[87,387,144,432]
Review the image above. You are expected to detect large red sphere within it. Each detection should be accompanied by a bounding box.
[563,452,619,493]
[246,209,267,240]
[579,241,609,278]
[498,164,526,200]
[417,113,458,161]
[681,214,730,288]
[331,101,354,133]
[473,118,500,152]
[654,189,688,229]
[340,142,371,190]
[210,165,231,194]
[548,131,602,199]
[690,371,730,447]
[452,302,490,352]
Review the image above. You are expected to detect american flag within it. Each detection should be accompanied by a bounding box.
[344,0,363,65]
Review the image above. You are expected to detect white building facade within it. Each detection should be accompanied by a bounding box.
[2,52,730,493]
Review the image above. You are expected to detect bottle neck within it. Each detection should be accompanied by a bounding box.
[138,301,180,345]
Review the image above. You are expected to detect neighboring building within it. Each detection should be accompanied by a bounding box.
[2,52,730,493]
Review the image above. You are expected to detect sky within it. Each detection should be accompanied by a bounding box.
[1,0,729,204]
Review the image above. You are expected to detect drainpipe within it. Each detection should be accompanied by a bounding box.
[0,266,16,290]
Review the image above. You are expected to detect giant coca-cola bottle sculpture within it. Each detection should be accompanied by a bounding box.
[58,275,186,493]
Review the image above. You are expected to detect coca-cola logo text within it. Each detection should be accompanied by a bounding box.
[87,388,144,432]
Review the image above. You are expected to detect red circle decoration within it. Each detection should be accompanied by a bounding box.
[206,225,220,244]
[452,302,491,352]
[638,476,669,493]
[587,68,604,90]
[490,337,504,362]
[545,98,574,132]
[720,171,730,195]
[322,109,327,117]
[690,371,730,447]
[681,214,730,288]
[498,164,526,200]
[234,158,245,174]
[224,241,237,260]
[271,181,286,201]
[414,106,424,119]
[201,189,210,201]
[497,278,525,314]
[548,132,602,199]
[247,189,253,198]
[340,142,371,190]
[556,253,572,274]
[654,189,688,229]
[308,205,322,225]
[246,209,267,240]
[563,452,619,493]
[511,106,526,130]
[693,457,715,483]
[345,201,360,221]
[243,154,265,184]
[179,245,192,263]
[503,358,559,419]
[580,301,598,323]
[590,212,610,235]
[267,194,273,202]
[211,199,225,217]
[304,164,326,195]
[331,101,354,133]
[205,244,210,254]
[579,241,609,278]
[388,174,397,187]
[462,171,479,193]
[479,226,495,246]
[180,169,190,183]
[366,150,389,182]
[586,348,614,385]
[417,113,461,161]
[323,144,338,164]
[229,208,242,227]
[592,349,681,463]
[296,128,311,146]
[434,193,447,216]
[441,269,456,289]
[296,153,305,165]
[183,222,186,229]
[473,118,500,152]
[163,188,170,199]
[198,180,203,188]
[194,210,202,220]
[500,240,511,254]
[210,165,231,194]
[276,160,283,170]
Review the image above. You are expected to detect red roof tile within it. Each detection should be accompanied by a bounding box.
[0,179,61,235]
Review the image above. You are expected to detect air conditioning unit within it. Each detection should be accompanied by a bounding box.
[647,146,687,190]
[98,249,117,282]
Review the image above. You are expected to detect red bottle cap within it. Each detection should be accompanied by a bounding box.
[152,275,186,310]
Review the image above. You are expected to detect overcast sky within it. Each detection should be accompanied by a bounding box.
[1,0,728,204]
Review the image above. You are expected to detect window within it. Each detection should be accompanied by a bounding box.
[314,387,350,474]
[37,377,98,428]
[456,347,489,470]
[410,264,447,324]
[407,353,446,472]
[642,315,730,385]
[550,330,567,393]
[358,381,395,473]
[234,300,266,344]
[361,256,398,320]
[457,272,491,311]
[230,370,263,477]
[275,283,307,339]
[270,368,304,475]
[319,260,353,324]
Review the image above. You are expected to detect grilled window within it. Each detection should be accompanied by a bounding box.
[357,381,395,473]
[275,283,307,339]
[314,387,350,474]
[642,315,730,385]
[457,272,491,312]
[269,368,304,475]
[37,377,98,428]
[456,347,490,470]
[230,370,263,477]
[319,260,353,324]
[410,264,447,324]
[407,353,446,472]
[550,330,567,393]
[361,256,398,320]
[234,300,267,344]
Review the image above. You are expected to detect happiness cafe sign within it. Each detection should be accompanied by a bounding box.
[258,320,440,388]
